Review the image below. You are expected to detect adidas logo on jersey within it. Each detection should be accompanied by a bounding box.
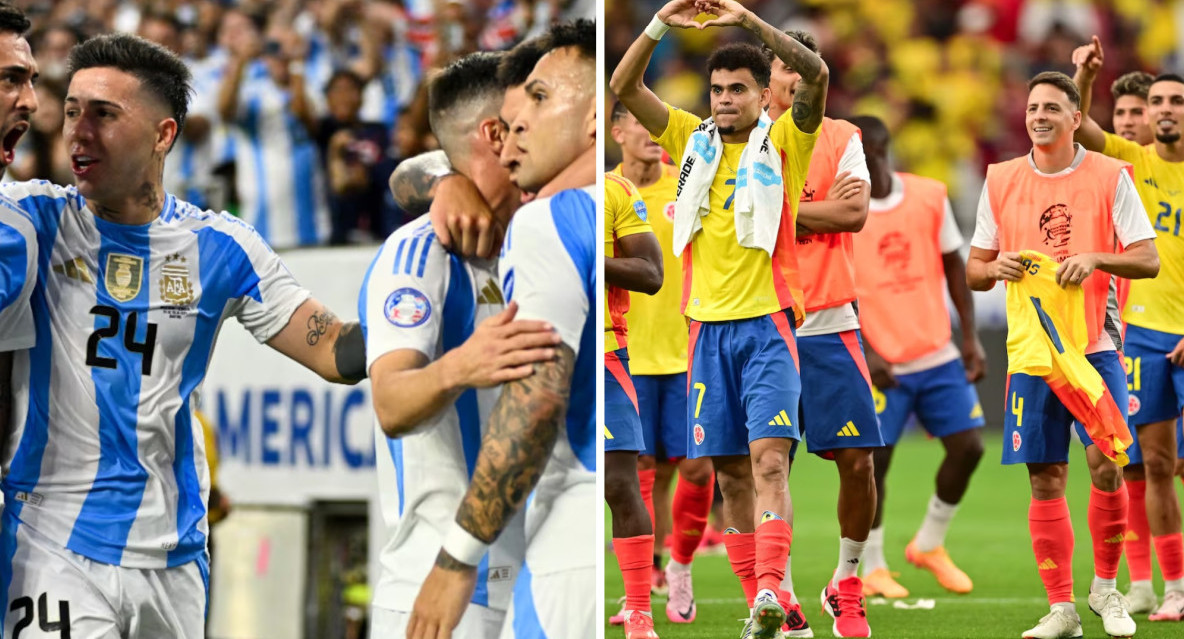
[837,421,861,437]
[1038,558,1058,570]
[52,257,93,284]
[476,279,504,305]
[768,410,792,427]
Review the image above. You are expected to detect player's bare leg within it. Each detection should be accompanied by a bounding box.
[1136,419,1184,622]
[905,428,983,594]
[649,456,674,592]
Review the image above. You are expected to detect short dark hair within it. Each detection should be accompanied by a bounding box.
[611,100,630,123]
[325,68,364,94]
[539,18,594,63]
[1151,73,1184,89]
[707,42,771,88]
[497,36,545,88]
[847,114,889,149]
[1028,71,1080,110]
[429,51,506,155]
[762,29,818,63]
[0,2,29,36]
[67,33,192,144]
[1111,71,1153,101]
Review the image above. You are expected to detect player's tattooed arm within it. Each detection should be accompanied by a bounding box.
[451,344,575,544]
[269,299,366,384]
[388,150,454,215]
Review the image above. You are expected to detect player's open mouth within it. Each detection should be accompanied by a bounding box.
[1032,126,1052,133]
[1,122,27,165]
[1158,119,1176,129]
[71,154,99,176]
[1119,131,1137,140]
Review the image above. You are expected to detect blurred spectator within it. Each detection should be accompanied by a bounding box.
[219,15,329,249]
[317,69,394,244]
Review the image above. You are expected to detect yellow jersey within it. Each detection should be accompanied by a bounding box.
[605,172,652,353]
[652,103,818,322]
[1103,132,1184,334]
[615,162,686,375]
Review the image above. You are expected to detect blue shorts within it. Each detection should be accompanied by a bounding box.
[797,330,884,454]
[635,372,688,459]
[875,358,984,446]
[605,349,644,453]
[1002,351,1129,465]
[686,310,802,459]
[1124,325,1184,427]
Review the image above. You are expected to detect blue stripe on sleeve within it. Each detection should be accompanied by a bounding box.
[416,234,435,278]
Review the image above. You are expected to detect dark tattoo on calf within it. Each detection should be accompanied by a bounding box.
[306,309,338,346]
[435,549,473,572]
[455,345,576,543]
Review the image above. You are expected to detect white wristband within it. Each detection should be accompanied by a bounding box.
[644,15,670,41]
[442,522,490,567]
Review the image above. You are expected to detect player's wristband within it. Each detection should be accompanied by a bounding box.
[442,523,489,567]
[644,15,670,41]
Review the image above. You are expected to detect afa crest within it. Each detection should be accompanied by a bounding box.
[160,254,195,306]
[104,253,143,302]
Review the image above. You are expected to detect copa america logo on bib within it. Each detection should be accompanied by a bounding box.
[385,288,431,327]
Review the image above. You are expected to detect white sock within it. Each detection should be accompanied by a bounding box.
[1130,579,1153,588]
[1092,576,1117,592]
[1166,577,1184,593]
[667,559,690,574]
[779,556,798,603]
[834,537,867,582]
[1051,601,1076,616]
[863,526,887,573]
[914,494,959,552]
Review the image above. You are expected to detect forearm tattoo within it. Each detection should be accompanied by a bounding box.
[454,345,576,543]
[333,320,367,382]
[434,550,473,572]
[306,309,338,346]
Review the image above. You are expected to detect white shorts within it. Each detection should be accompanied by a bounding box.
[499,564,595,638]
[1,521,207,638]
[369,604,505,639]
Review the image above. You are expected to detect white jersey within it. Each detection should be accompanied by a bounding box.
[230,61,329,249]
[361,215,524,615]
[498,187,596,578]
[1,180,309,569]
[0,194,37,351]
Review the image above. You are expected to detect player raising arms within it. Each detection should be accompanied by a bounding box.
[408,19,598,639]
[848,114,985,599]
[968,71,1158,639]
[0,34,366,638]
[611,0,857,635]
[1074,35,1184,622]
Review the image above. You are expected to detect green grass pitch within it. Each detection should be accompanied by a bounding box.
[605,433,1184,638]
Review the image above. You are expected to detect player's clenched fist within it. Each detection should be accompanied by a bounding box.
[442,301,560,388]
[987,251,1025,282]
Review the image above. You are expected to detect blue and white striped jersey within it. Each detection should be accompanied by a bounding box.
[230,61,329,249]
[0,194,36,351]
[498,186,596,572]
[360,214,523,613]
[162,52,230,210]
[0,180,310,568]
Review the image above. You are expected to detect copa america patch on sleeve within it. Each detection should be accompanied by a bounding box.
[633,200,648,221]
[384,288,431,327]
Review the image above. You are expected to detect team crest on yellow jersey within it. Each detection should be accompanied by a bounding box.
[105,253,142,302]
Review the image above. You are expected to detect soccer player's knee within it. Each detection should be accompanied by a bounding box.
[958,436,985,468]
[751,451,789,486]
[1141,446,1176,480]
[604,471,639,506]
[844,450,875,482]
[1090,462,1122,491]
[679,460,713,485]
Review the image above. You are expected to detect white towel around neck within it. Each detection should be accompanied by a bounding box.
[671,111,785,257]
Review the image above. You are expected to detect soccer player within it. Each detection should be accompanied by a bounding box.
[406,19,597,638]
[611,100,717,626]
[611,0,842,634]
[0,0,38,461]
[762,30,883,629]
[0,34,367,638]
[1072,38,1153,148]
[967,71,1159,639]
[847,114,986,598]
[604,170,664,638]
[362,52,559,638]
[1073,35,1184,621]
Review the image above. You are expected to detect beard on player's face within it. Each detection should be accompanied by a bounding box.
[1156,131,1182,144]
